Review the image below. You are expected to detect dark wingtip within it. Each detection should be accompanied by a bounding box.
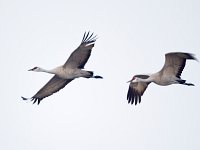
[22,96,42,105]
[31,98,41,105]
[194,56,199,62]
[32,99,37,104]
[37,99,41,105]
[190,53,198,62]
[81,31,97,43]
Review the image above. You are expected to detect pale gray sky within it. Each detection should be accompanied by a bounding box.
[0,0,200,150]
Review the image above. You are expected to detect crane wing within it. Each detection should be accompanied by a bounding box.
[161,52,197,78]
[64,32,97,69]
[22,75,73,104]
[127,75,150,105]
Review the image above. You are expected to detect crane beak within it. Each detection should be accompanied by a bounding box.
[28,68,33,71]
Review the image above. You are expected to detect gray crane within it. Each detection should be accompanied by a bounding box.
[127,52,197,105]
[22,32,102,104]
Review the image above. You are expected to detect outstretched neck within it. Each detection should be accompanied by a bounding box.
[137,77,153,82]
[37,67,58,75]
[135,74,155,83]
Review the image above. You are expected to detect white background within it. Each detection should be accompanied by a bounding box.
[0,0,200,150]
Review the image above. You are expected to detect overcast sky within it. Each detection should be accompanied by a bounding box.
[0,0,200,150]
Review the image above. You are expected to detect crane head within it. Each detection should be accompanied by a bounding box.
[127,76,136,83]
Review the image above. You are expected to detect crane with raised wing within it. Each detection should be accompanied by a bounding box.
[127,52,197,105]
[22,32,102,104]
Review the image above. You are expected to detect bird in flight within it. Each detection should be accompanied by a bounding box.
[127,52,197,105]
[22,32,103,104]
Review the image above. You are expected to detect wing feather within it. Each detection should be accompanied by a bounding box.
[127,82,150,105]
[64,32,97,69]
[30,75,73,104]
[161,52,197,78]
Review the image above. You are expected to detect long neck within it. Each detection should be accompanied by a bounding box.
[136,74,156,83]
[138,77,153,83]
[38,67,58,75]
[140,73,160,83]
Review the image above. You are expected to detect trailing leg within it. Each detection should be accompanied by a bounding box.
[86,71,103,79]
[177,79,194,86]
